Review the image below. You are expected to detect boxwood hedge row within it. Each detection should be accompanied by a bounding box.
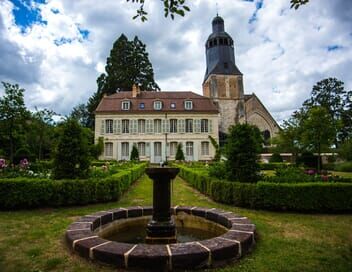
[177,164,352,212]
[0,162,147,209]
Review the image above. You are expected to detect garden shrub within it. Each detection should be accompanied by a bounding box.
[176,163,352,212]
[208,161,228,180]
[14,148,34,165]
[269,152,283,163]
[334,161,352,172]
[0,162,147,209]
[296,152,321,169]
[255,182,352,212]
[175,143,185,161]
[224,124,262,182]
[52,118,91,179]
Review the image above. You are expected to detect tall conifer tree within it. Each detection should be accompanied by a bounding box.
[86,34,159,128]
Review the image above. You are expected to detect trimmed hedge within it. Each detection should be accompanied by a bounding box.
[0,162,147,209]
[177,165,352,212]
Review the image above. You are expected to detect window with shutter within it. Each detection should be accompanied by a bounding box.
[100,119,105,135]
[116,119,121,134]
[138,119,145,133]
[201,119,208,133]
[170,119,177,133]
[154,119,161,133]
[113,120,117,134]
[146,142,150,156]
[194,119,201,133]
[104,142,113,157]
[186,119,193,133]
[209,119,213,133]
[105,119,113,133]
[178,119,185,133]
[201,142,209,156]
[132,119,138,134]
[122,119,129,133]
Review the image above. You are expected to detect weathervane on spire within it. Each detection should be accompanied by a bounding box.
[216,2,219,16]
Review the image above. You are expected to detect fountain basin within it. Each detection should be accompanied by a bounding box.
[66,206,256,270]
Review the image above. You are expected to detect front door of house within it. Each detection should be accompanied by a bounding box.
[121,142,129,161]
[154,142,162,163]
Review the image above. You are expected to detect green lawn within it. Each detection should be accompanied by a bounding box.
[0,175,351,272]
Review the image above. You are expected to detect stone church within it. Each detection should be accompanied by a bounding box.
[202,15,279,143]
[94,16,279,162]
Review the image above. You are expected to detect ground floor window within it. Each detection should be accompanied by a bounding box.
[154,142,162,157]
[138,142,146,156]
[104,142,113,157]
[201,141,209,156]
[121,142,129,157]
[169,142,177,156]
[186,142,193,156]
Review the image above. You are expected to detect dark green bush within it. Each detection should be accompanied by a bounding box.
[0,162,147,209]
[177,164,352,212]
[255,182,352,212]
[208,162,228,180]
[296,152,321,169]
[14,148,34,164]
[334,161,352,172]
[267,167,313,183]
[29,160,53,172]
[269,152,283,163]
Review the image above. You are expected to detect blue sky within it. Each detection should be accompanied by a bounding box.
[0,0,351,122]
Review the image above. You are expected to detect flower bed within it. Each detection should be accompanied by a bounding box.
[0,162,147,209]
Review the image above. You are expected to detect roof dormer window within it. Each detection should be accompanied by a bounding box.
[184,100,193,110]
[122,100,130,110]
[154,101,162,110]
[139,102,145,109]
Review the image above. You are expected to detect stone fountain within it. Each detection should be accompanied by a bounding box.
[66,167,256,270]
[145,167,179,244]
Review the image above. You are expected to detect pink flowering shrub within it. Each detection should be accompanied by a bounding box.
[0,158,7,169]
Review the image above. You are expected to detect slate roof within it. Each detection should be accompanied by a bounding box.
[95,91,219,114]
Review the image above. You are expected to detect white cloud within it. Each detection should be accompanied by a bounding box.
[0,0,351,124]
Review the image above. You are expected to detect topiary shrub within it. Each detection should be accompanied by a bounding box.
[224,124,262,183]
[175,143,185,161]
[130,144,139,161]
[52,118,91,179]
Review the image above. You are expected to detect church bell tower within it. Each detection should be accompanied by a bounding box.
[202,16,246,134]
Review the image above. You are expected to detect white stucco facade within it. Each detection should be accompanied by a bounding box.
[95,113,219,163]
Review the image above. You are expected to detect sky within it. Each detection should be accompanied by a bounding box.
[0,0,351,123]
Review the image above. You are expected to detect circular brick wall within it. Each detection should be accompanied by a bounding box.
[66,206,256,270]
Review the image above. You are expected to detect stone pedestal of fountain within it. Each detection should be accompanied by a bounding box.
[145,167,179,244]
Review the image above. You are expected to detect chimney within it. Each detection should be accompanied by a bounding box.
[132,84,141,97]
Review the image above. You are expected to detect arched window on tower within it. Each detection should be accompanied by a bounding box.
[214,39,217,46]
[224,39,228,45]
[262,130,271,146]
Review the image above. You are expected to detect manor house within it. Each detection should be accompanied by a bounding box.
[95,16,279,162]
